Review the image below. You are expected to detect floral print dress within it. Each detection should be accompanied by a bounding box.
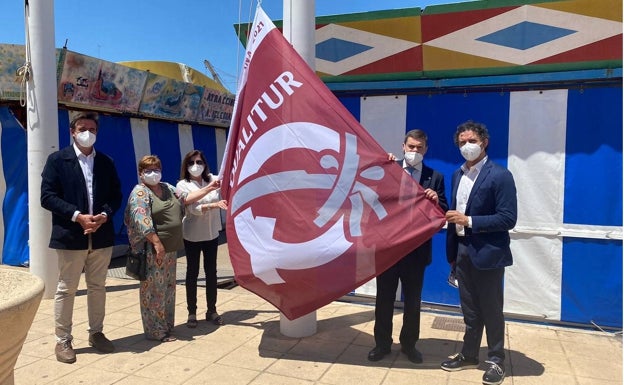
[124,183,185,340]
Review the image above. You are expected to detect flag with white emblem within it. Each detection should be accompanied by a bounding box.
[219,6,446,320]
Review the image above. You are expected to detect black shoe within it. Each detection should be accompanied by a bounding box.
[440,353,479,371]
[88,332,115,353]
[482,361,505,385]
[401,346,423,363]
[367,346,391,361]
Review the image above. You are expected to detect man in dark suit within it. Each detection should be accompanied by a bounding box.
[441,121,517,385]
[368,129,448,364]
[41,112,122,364]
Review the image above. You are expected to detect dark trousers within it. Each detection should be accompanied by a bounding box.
[456,242,506,364]
[374,251,427,350]
[184,238,219,315]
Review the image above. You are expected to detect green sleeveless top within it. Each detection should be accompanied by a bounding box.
[151,185,184,252]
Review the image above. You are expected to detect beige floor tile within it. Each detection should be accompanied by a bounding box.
[217,344,279,371]
[132,354,208,384]
[335,343,396,368]
[383,369,457,385]
[89,349,166,374]
[248,331,302,354]
[265,353,332,381]
[184,363,260,385]
[13,358,81,385]
[44,366,128,385]
[576,376,624,385]
[500,373,576,385]
[313,323,362,344]
[319,362,389,385]
[250,372,315,385]
[13,351,40,371]
[170,336,238,363]
[568,356,622,381]
[111,376,173,385]
[287,337,351,362]
[351,330,376,348]
[18,335,58,359]
[508,333,566,355]
[512,350,571,375]
[104,306,143,327]
[561,336,621,360]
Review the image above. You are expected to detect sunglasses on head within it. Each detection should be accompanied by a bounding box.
[187,160,204,166]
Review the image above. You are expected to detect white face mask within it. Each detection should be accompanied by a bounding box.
[142,170,162,186]
[460,142,482,161]
[74,131,96,147]
[404,151,423,167]
[188,164,205,177]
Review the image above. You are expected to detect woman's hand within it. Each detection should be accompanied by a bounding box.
[153,240,165,264]
[146,232,165,264]
[207,179,221,191]
[185,180,221,205]
[202,199,228,213]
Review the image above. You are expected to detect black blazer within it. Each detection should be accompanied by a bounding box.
[446,159,517,269]
[400,161,448,265]
[41,146,122,250]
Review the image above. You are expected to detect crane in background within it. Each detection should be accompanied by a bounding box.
[203,59,225,88]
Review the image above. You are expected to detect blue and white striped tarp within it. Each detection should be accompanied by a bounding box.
[342,86,622,329]
[0,106,226,265]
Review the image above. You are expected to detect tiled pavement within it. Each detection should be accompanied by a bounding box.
[9,243,623,385]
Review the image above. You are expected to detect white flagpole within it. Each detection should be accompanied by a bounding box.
[279,0,318,338]
[25,0,60,298]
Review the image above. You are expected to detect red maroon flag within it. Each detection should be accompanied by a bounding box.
[219,7,446,320]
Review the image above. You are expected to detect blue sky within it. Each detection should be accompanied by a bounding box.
[1,0,454,92]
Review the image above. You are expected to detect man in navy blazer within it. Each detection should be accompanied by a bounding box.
[368,129,448,364]
[441,121,517,385]
[41,112,122,364]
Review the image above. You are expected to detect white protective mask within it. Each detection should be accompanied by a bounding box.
[404,151,423,167]
[142,170,162,186]
[460,142,482,161]
[74,131,96,147]
[188,164,205,177]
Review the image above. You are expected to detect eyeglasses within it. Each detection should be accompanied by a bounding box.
[187,160,204,166]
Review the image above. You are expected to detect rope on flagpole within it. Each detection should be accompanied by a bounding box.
[18,1,33,108]
[235,0,257,92]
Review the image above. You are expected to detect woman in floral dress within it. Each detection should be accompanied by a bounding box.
[124,155,219,342]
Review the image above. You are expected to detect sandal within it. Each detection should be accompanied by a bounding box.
[186,314,198,328]
[207,311,224,326]
[160,333,177,342]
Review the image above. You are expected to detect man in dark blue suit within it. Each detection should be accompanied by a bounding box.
[41,112,122,364]
[368,129,448,364]
[441,121,517,385]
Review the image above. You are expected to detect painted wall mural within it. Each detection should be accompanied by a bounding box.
[0,46,234,127]
[234,0,622,81]
[58,50,147,113]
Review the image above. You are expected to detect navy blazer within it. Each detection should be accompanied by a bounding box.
[446,158,517,269]
[400,161,448,265]
[41,146,122,250]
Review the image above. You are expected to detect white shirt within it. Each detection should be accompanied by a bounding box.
[176,175,222,242]
[455,156,487,235]
[402,160,422,184]
[72,143,95,220]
